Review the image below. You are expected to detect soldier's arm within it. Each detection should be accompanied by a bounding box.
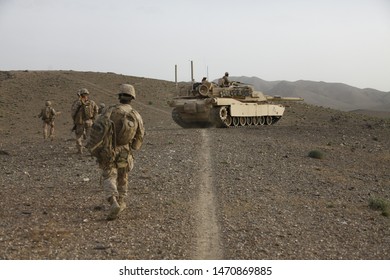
[52,108,56,115]
[92,101,99,120]
[131,111,145,150]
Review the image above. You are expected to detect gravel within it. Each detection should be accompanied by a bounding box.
[1,71,389,259]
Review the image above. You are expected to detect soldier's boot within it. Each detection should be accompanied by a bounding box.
[118,196,127,214]
[107,196,120,221]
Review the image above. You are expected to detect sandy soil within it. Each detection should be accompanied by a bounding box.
[0,70,389,260]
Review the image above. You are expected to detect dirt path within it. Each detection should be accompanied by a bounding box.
[193,129,223,259]
[79,76,223,258]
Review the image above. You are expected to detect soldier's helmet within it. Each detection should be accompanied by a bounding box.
[79,88,90,96]
[225,72,229,76]
[45,100,52,106]
[118,84,136,100]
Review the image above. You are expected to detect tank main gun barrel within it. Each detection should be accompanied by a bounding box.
[265,95,304,101]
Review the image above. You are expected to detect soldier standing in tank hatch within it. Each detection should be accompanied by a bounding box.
[71,88,98,154]
[220,72,231,87]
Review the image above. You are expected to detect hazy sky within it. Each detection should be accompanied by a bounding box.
[1,0,389,91]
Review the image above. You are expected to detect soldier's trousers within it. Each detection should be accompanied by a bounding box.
[74,119,93,153]
[101,146,134,200]
[42,120,54,139]
[102,168,128,200]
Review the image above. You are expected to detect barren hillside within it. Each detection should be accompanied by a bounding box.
[232,76,390,113]
[0,71,389,260]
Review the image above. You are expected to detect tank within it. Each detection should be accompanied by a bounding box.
[168,81,303,128]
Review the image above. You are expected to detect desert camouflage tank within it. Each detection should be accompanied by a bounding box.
[168,81,303,128]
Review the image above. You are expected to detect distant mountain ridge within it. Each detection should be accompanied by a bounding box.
[231,76,390,112]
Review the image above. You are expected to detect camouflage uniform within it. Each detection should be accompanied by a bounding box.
[38,100,56,140]
[220,72,231,87]
[71,88,98,154]
[100,84,144,220]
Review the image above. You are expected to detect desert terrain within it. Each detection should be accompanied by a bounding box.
[0,70,389,259]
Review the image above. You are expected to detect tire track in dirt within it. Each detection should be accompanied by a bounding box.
[193,129,223,259]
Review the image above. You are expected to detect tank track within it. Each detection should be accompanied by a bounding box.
[172,108,212,128]
[211,106,281,128]
[172,107,281,128]
[172,108,192,128]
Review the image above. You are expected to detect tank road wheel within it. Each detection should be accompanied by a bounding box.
[246,117,253,126]
[239,117,246,126]
[259,116,265,125]
[225,115,232,126]
[212,106,231,128]
[266,116,273,125]
[232,117,240,127]
[252,117,259,126]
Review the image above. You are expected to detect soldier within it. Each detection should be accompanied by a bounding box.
[98,103,106,114]
[71,88,98,154]
[220,72,231,87]
[201,76,213,92]
[87,84,144,221]
[38,100,56,140]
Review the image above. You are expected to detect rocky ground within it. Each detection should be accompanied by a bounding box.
[0,70,389,260]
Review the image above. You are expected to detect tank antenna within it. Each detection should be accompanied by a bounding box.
[190,60,194,82]
[175,64,178,89]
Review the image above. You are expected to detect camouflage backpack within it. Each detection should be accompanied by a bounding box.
[110,104,140,146]
[41,106,54,120]
[86,104,140,164]
[85,108,115,165]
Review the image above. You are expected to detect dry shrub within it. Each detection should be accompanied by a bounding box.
[369,197,390,217]
[308,150,324,159]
